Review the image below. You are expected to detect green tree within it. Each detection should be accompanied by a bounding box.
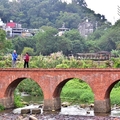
[0,29,6,48]
[85,40,100,53]
[35,26,58,55]
[64,29,86,54]
[0,0,108,29]
[22,47,34,56]
[0,29,12,54]
[12,37,26,54]
[12,36,36,55]
[56,36,72,55]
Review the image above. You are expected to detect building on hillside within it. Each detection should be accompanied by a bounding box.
[12,28,24,37]
[5,20,23,37]
[78,19,94,38]
[5,27,13,37]
[0,18,35,38]
[21,29,33,37]
[6,20,17,28]
[0,18,13,37]
[58,23,69,36]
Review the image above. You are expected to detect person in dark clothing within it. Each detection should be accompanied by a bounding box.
[24,52,30,68]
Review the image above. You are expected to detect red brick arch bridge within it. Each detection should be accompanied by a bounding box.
[0,68,120,113]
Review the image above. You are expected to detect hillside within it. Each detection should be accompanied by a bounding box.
[0,0,110,29]
[1,0,120,56]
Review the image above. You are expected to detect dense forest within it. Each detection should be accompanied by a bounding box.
[0,0,120,56]
[0,0,108,29]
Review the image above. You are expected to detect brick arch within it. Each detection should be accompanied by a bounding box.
[5,77,26,97]
[53,78,93,98]
[52,74,95,100]
[1,68,120,113]
[2,75,45,109]
[105,79,120,98]
[51,77,94,112]
[53,79,68,98]
[5,77,44,97]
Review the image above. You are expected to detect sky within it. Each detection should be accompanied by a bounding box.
[66,0,120,25]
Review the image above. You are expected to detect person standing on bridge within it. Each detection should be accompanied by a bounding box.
[12,50,18,68]
[23,52,30,68]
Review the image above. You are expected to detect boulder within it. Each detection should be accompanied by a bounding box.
[61,102,70,107]
[31,108,41,114]
[29,115,38,120]
[89,103,94,107]
[21,101,29,106]
[16,115,23,120]
[21,109,30,114]
[38,104,43,108]
[86,111,90,114]
[80,104,86,108]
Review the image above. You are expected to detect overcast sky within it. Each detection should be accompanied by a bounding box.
[66,0,120,25]
[85,0,120,24]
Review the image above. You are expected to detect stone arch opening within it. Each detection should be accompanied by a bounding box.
[99,79,120,113]
[53,78,70,97]
[105,80,119,99]
[16,78,44,104]
[5,77,26,97]
[106,80,120,108]
[53,78,94,107]
[4,77,43,109]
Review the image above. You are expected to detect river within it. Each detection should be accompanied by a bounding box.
[0,94,120,119]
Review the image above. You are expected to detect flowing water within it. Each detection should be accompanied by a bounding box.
[0,94,120,119]
[15,94,120,117]
[21,94,120,117]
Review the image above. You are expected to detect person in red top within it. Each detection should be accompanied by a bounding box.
[24,52,30,68]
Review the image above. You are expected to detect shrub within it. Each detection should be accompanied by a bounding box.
[80,92,94,103]
[110,87,120,105]
[0,56,3,60]
[0,61,5,68]
[14,91,24,108]
[17,79,43,96]
[0,104,4,111]
[56,64,69,68]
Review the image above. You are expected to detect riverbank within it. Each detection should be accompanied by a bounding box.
[0,109,120,120]
[1,105,120,120]
[0,113,120,120]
